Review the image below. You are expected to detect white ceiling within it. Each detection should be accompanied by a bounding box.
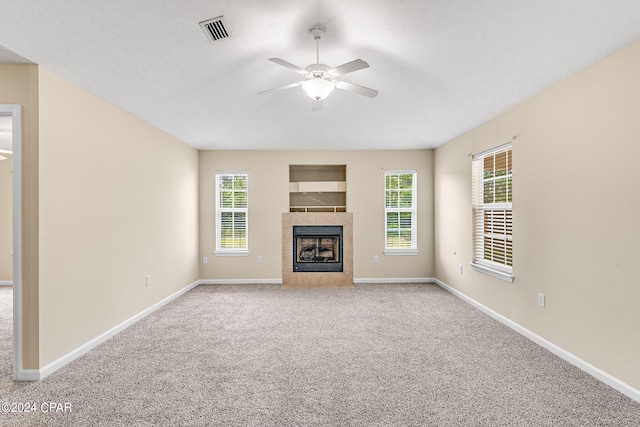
[1,1,640,150]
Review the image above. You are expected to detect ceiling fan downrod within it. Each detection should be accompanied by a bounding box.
[310,25,324,65]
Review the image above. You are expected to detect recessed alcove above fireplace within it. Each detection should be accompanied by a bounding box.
[289,164,346,212]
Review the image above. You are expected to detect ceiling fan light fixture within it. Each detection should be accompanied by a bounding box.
[301,77,335,100]
[259,24,377,110]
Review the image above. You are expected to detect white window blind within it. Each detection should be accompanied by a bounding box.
[471,145,513,281]
[215,172,248,254]
[384,170,417,254]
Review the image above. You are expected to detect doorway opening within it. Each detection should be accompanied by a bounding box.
[0,105,23,381]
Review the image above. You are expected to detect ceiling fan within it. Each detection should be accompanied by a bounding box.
[258,25,378,111]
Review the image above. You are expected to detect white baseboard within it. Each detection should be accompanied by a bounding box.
[19,280,200,381]
[198,278,436,285]
[433,278,640,404]
[0,280,13,286]
[16,369,40,381]
[199,279,283,285]
[354,277,435,284]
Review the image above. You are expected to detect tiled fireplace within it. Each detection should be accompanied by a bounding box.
[282,212,353,288]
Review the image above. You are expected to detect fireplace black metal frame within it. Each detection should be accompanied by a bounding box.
[293,225,343,272]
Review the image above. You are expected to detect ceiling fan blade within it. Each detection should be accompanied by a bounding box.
[328,59,369,77]
[335,81,379,98]
[311,99,323,112]
[258,81,303,96]
[268,58,307,74]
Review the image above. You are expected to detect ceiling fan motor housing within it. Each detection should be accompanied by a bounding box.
[305,63,332,77]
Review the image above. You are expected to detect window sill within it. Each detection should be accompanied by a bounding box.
[384,249,419,256]
[215,251,249,257]
[470,262,514,283]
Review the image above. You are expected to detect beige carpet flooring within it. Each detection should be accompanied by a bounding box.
[0,283,639,426]
[0,287,27,397]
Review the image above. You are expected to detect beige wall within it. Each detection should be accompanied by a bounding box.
[199,150,434,281]
[0,153,12,281]
[434,39,640,389]
[37,68,199,366]
[0,64,40,368]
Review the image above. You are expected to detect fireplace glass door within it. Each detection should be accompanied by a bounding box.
[293,226,343,272]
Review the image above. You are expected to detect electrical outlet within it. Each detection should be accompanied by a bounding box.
[373,255,379,263]
[538,293,545,307]
[458,265,463,274]
[203,256,208,264]
[257,256,263,264]
[146,275,151,286]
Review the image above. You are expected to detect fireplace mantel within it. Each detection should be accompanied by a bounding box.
[282,212,353,288]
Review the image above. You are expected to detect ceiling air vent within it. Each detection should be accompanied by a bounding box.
[199,16,229,43]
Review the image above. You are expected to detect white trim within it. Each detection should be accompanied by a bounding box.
[1,105,23,381]
[384,170,418,252]
[433,278,640,404]
[198,278,436,285]
[0,281,13,286]
[469,262,514,283]
[472,141,513,160]
[215,169,248,175]
[354,277,435,284]
[384,169,418,174]
[214,250,249,257]
[23,280,200,381]
[215,171,248,253]
[199,278,283,285]
[472,145,513,275]
[16,369,40,381]
[384,249,419,256]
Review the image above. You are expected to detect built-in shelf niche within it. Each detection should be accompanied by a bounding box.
[289,164,346,212]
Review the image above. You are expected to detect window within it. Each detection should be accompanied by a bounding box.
[215,172,248,255]
[384,170,418,255]
[471,144,513,282]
